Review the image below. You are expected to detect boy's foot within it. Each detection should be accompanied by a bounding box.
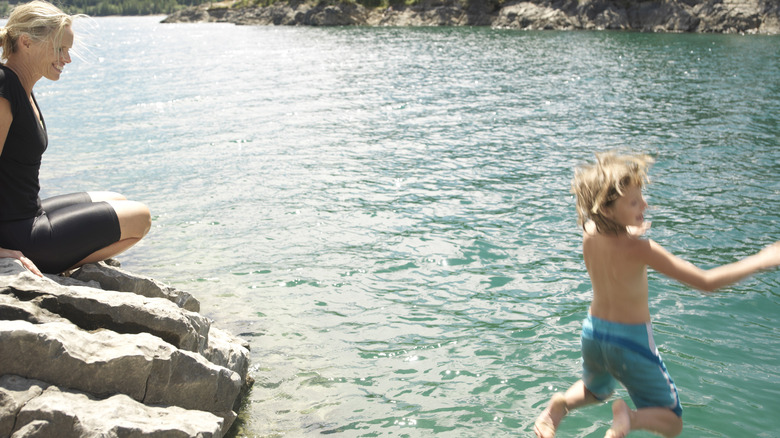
[534,393,568,438]
[605,399,631,438]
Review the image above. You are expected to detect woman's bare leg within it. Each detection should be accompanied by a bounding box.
[87,191,126,202]
[69,195,151,269]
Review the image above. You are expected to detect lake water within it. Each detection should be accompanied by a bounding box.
[31,16,779,437]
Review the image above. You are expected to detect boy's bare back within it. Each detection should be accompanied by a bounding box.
[584,221,652,324]
[535,151,780,438]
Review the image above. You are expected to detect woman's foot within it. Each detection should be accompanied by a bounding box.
[534,393,568,438]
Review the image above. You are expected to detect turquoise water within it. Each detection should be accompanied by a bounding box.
[33,17,779,437]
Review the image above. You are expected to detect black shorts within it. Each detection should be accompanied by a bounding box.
[0,193,121,274]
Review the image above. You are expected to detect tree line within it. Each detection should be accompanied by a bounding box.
[3,0,656,17]
[0,0,214,16]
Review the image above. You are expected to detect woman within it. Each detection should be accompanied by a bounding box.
[0,0,151,276]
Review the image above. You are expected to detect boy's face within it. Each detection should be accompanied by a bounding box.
[605,184,647,228]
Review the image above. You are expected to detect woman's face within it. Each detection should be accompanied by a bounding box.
[36,25,73,81]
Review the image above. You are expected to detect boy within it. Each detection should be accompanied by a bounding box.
[534,152,780,438]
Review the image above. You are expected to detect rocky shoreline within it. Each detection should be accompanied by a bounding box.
[0,259,252,437]
[162,0,780,34]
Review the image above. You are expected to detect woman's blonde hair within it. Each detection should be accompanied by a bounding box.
[572,151,654,235]
[0,0,74,62]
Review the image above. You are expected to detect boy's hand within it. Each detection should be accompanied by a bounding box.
[627,221,651,238]
[757,241,780,269]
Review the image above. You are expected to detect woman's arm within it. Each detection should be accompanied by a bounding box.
[0,97,12,156]
[0,99,39,276]
[642,239,780,292]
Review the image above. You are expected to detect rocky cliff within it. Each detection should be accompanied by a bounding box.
[0,259,252,438]
[162,0,780,34]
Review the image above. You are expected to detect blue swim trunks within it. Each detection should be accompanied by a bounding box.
[581,314,682,417]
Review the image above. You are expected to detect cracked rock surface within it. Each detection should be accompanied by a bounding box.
[163,0,780,35]
[0,260,252,438]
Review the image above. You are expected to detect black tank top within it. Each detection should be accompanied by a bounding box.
[0,65,48,221]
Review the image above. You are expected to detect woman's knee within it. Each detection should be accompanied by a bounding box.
[88,191,127,202]
[106,200,151,239]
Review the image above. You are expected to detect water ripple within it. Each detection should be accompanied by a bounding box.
[34,18,780,437]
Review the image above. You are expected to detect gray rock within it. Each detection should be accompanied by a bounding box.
[0,260,35,278]
[0,257,252,436]
[4,376,224,438]
[0,375,49,437]
[493,2,575,30]
[0,320,241,417]
[2,272,210,352]
[0,294,65,324]
[202,326,251,391]
[627,0,699,32]
[70,262,201,312]
[162,0,780,34]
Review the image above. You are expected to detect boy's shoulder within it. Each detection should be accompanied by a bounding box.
[583,223,653,255]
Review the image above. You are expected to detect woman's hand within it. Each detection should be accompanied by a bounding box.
[0,247,43,277]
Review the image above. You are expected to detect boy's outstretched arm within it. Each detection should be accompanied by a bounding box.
[642,240,780,293]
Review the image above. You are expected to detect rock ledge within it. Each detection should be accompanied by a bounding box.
[162,0,780,34]
[0,258,252,438]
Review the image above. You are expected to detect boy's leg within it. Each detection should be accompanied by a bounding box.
[606,399,682,438]
[535,380,600,438]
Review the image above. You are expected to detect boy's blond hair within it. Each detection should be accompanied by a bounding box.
[572,152,654,235]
